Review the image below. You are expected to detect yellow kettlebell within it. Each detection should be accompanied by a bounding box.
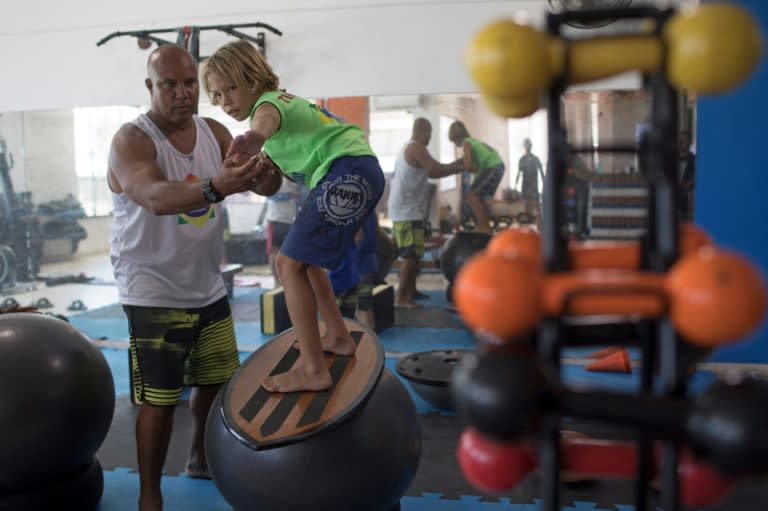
[465,19,554,100]
[666,3,763,94]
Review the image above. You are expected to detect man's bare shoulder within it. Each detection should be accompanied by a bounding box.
[201,117,233,155]
[404,141,430,170]
[201,116,228,134]
[112,122,151,148]
[109,122,156,166]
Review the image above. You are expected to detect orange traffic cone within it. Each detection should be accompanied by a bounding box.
[585,346,625,359]
[586,349,632,373]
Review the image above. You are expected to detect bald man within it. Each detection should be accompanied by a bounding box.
[107,44,275,511]
[388,118,463,308]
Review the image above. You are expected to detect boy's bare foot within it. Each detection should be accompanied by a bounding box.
[319,333,357,356]
[395,301,423,309]
[263,365,333,392]
[292,334,357,356]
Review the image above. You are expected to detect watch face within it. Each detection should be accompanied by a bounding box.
[203,179,223,203]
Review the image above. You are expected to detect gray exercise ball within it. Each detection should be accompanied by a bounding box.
[0,313,115,492]
[440,231,492,283]
[205,369,421,511]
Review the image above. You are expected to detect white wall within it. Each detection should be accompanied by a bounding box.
[0,0,550,113]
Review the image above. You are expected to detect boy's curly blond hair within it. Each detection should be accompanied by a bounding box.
[201,39,280,104]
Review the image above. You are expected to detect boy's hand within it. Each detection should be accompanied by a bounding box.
[250,153,283,196]
[226,131,266,159]
[228,152,253,166]
[214,152,264,196]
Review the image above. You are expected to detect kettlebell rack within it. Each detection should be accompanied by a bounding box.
[453,4,768,511]
[539,8,684,510]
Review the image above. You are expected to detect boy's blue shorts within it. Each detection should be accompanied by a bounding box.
[470,162,505,199]
[281,155,384,270]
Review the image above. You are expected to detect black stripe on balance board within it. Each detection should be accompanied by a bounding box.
[238,342,301,423]
[260,330,364,437]
[297,330,364,427]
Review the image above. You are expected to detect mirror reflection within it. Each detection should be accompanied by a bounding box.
[0,89,696,291]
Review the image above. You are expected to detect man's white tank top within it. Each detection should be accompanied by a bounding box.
[110,114,227,308]
[387,141,430,222]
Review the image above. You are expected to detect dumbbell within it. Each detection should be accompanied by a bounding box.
[487,223,712,270]
[459,428,738,508]
[457,428,736,509]
[466,3,764,118]
[453,244,767,347]
[451,349,768,477]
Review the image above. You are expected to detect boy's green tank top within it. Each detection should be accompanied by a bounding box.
[465,137,503,179]
[251,91,376,189]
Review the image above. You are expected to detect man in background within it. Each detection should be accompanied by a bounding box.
[388,118,463,308]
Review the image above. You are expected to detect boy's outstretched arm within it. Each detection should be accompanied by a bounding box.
[227,102,282,157]
[461,141,477,173]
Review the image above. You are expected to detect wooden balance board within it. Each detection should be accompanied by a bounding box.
[221,317,384,450]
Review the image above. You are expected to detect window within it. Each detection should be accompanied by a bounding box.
[368,109,414,174]
[74,106,144,216]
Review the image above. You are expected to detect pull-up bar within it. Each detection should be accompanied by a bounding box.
[96,22,283,60]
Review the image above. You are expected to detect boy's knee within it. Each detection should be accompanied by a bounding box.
[275,252,304,276]
[467,190,482,203]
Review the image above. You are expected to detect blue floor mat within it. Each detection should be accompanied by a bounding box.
[94,346,742,511]
[69,287,267,340]
[379,327,475,353]
[101,343,719,412]
[70,287,460,348]
[102,345,451,414]
[98,467,545,511]
[98,468,231,511]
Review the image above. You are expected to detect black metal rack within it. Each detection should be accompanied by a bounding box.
[538,6,686,511]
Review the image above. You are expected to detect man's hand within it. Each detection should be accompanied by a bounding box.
[250,153,283,196]
[213,152,266,196]
[228,152,253,166]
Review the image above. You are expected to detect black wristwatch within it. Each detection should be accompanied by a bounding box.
[202,178,225,203]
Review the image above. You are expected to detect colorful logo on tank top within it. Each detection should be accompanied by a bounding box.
[309,103,345,124]
[317,174,371,226]
[178,174,216,227]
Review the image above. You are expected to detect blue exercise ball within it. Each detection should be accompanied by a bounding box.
[0,313,115,491]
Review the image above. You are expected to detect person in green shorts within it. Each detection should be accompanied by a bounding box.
[448,120,506,234]
[107,44,272,511]
[388,118,463,308]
